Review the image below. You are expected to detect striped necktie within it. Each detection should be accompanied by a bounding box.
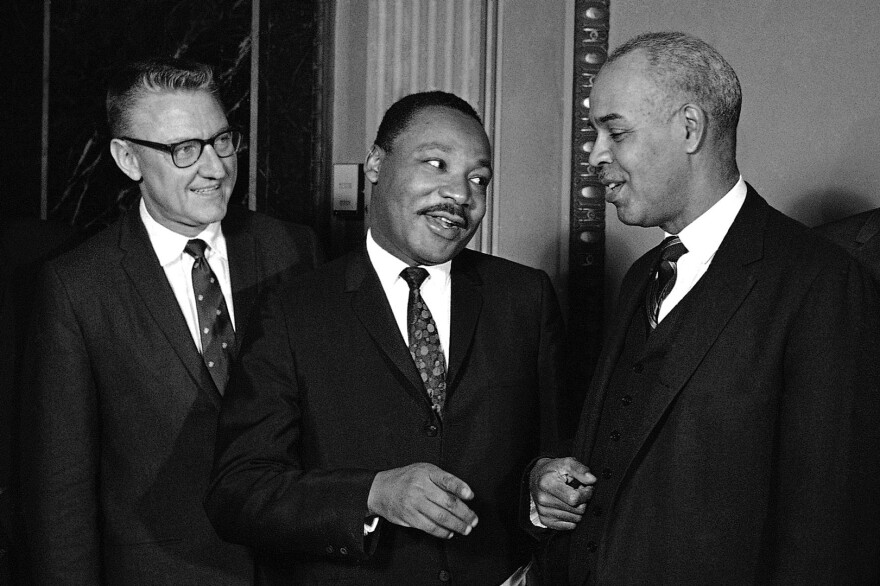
[645,236,688,329]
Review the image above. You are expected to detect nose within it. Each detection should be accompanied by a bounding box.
[197,145,229,178]
[438,173,471,204]
[588,133,612,168]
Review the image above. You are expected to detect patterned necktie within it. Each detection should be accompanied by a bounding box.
[184,239,235,393]
[400,267,447,416]
[645,236,689,329]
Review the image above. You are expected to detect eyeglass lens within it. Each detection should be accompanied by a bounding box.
[173,131,241,167]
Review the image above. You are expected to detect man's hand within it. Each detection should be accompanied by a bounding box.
[367,463,478,539]
[529,457,595,530]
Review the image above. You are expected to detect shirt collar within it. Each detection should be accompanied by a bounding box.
[365,229,452,289]
[139,198,226,267]
[668,176,747,266]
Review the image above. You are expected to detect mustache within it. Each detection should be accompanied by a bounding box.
[420,203,469,229]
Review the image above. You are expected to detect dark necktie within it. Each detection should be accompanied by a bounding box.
[645,236,689,329]
[400,267,447,416]
[184,239,235,393]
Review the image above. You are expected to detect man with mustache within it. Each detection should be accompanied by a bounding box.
[205,90,565,585]
[527,32,880,583]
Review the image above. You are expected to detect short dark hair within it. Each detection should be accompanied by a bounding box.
[106,57,222,136]
[373,91,482,153]
[607,32,742,142]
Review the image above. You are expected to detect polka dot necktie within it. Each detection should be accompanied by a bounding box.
[400,267,447,416]
[645,236,689,329]
[184,239,235,394]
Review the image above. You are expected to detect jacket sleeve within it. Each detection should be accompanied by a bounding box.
[773,255,880,582]
[204,284,378,561]
[21,264,102,585]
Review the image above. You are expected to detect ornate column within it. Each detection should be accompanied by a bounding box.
[567,1,609,416]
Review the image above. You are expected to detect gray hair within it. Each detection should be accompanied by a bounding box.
[607,32,741,142]
[106,58,222,136]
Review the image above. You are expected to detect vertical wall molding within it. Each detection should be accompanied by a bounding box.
[482,0,500,256]
[248,0,261,211]
[40,0,51,220]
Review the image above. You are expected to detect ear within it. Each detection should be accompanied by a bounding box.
[109,138,143,182]
[364,144,384,185]
[680,103,707,154]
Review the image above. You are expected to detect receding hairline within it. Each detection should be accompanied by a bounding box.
[598,32,742,142]
[106,58,222,137]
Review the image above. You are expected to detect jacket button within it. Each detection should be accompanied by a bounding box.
[610,430,620,441]
[424,424,439,437]
[621,394,633,406]
[339,547,348,555]
[325,545,334,554]
[631,363,644,374]
[438,569,451,581]
[601,468,612,479]
[587,541,598,552]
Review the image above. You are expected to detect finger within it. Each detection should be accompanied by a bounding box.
[406,508,457,539]
[565,465,596,488]
[535,483,591,514]
[542,518,580,531]
[537,502,586,524]
[429,469,474,501]
[418,499,475,537]
[425,487,478,530]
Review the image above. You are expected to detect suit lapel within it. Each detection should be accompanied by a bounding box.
[223,208,257,354]
[618,188,767,483]
[118,207,220,405]
[347,249,432,409]
[446,251,483,391]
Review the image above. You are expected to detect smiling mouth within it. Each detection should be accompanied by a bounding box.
[421,204,469,233]
[599,175,624,200]
[191,185,222,195]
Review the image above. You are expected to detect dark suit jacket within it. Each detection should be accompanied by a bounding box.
[815,206,880,283]
[542,187,880,584]
[21,204,319,585]
[1,218,79,585]
[205,246,564,585]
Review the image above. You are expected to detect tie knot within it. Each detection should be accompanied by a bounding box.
[184,239,209,260]
[660,236,688,263]
[400,267,429,291]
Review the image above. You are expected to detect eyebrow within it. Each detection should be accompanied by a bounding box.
[594,113,624,125]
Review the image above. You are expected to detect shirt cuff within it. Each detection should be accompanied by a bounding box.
[363,515,380,536]
[529,495,547,528]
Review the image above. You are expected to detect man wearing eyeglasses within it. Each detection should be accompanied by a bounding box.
[21,58,319,585]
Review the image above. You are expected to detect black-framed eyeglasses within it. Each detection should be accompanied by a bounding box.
[118,129,243,169]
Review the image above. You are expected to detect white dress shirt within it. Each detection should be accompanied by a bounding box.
[139,199,236,352]
[366,229,452,365]
[657,176,747,322]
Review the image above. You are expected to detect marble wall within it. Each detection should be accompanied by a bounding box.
[19,0,319,235]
